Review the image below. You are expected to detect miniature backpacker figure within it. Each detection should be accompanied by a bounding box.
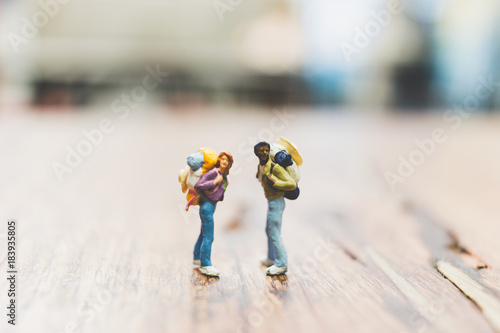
[254,137,302,276]
[178,148,234,277]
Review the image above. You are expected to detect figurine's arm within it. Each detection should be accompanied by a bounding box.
[194,169,218,192]
[268,164,297,191]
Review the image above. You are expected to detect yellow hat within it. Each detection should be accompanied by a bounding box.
[276,137,303,166]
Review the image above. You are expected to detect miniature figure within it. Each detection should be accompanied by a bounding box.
[179,148,218,211]
[180,151,233,277]
[254,137,302,276]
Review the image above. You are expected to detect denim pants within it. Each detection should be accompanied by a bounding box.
[193,200,217,267]
[266,197,287,267]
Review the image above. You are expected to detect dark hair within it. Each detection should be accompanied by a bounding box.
[215,152,234,176]
[254,141,270,156]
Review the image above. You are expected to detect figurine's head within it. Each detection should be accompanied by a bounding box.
[254,141,270,164]
[187,151,205,171]
[216,152,234,176]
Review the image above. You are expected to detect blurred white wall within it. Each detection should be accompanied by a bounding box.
[1,0,500,109]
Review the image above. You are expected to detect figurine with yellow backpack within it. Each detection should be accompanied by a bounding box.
[178,148,233,277]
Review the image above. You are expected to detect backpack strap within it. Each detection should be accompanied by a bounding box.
[266,162,277,190]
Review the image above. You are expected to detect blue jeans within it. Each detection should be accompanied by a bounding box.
[266,197,287,267]
[193,200,217,267]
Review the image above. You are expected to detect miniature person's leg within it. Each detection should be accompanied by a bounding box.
[266,213,276,261]
[267,197,287,267]
[193,228,203,260]
[199,200,217,267]
[185,190,198,211]
[185,196,196,211]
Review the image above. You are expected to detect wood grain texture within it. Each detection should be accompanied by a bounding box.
[0,109,499,333]
[437,261,500,331]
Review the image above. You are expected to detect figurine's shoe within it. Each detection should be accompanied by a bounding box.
[199,266,220,277]
[193,259,201,266]
[266,265,287,276]
[260,256,275,267]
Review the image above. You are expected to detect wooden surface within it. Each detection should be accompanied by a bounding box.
[0,108,499,333]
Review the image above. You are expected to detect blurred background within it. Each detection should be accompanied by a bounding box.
[2,2,500,332]
[1,0,500,111]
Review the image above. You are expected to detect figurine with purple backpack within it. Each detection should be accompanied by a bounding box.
[179,148,233,277]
